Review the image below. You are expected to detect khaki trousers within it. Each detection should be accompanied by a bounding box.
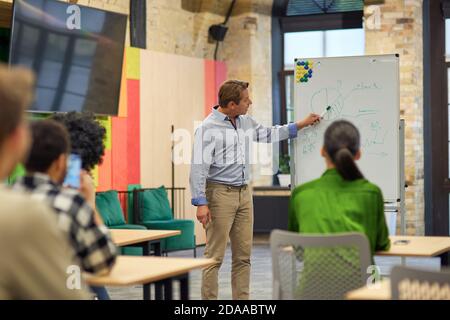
[201,182,253,300]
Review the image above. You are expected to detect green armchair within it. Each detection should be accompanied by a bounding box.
[95,190,146,256]
[128,185,196,257]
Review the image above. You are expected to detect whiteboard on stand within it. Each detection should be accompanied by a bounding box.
[292,54,400,202]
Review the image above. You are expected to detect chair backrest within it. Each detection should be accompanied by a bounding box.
[132,186,186,223]
[270,229,372,300]
[391,266,450,300]
[95,190,126,226]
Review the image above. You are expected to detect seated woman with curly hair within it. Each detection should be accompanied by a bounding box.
[51,111,106,172]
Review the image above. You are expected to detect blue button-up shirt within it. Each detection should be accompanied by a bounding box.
[190,106,298,206]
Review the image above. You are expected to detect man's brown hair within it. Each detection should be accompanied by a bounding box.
[218,80,249,107]
[0,64,35,146]
[25,120,71,173]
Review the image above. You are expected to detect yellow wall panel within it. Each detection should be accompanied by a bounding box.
[98,116,112,150]
[126,47,140,80]
[118,53,128,117]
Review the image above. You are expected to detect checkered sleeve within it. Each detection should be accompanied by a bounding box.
[68,195,118,274]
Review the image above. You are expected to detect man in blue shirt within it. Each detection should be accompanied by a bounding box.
[190,80,319,299]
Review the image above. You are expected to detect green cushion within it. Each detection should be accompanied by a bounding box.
[121,247,143,256]
[139,186,172,221]
[95,191,126,226]
[142,219,195,252]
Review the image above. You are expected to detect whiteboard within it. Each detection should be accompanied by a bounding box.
[292,55,400,201]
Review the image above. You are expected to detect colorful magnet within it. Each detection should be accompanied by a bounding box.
[295,60,314,83]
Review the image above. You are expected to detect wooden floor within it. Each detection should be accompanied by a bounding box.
[106,238,441,300]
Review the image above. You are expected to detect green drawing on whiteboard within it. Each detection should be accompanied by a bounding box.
[299,81,389,157]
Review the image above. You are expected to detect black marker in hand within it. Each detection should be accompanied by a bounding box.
[320,106,331,119]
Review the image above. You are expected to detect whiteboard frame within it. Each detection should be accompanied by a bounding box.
[290,54,401,202]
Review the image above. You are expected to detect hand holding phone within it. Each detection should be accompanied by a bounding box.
[63,154,82,189]
[79,170,96,209]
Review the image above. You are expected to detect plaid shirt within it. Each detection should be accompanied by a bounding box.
[12,173,117,274]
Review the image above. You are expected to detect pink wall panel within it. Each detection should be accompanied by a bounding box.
[204,60,227,117]
[204,60,216,116]
[97,149,112,192]
[126,79,140,184]
[111,117,128,190]
[215,61,227,97]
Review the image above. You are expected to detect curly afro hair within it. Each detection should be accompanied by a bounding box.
[50,111,106,172]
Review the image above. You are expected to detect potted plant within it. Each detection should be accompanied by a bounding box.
[277,154,291,187]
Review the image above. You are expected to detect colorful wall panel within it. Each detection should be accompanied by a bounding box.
[95,47,141,194]
[95,47,227,244]
[140,51,229,244]
[204,60,227,116]
[126,79,140,184]
[111,117,128,190]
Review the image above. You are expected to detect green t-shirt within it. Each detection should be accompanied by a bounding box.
[288,168,390,254]
[287,169,391,298]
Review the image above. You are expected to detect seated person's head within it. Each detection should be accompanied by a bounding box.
[321,120,364,181]
[0,64,35,179]
[24,120,71,185]
[50,111,106,173]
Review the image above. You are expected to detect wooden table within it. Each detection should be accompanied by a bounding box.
[111,229,181,255]
[110,229,181,299]
[348,236,450,300]
[85,256,214,300]
[376,236,450,266]
[346,280,391,300]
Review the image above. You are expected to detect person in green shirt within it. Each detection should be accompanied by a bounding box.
[289,120,390,254]
[288,120,391,298]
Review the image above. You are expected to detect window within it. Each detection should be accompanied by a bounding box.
[280,28,364,174]
[446,18,450,234]
[423,0,450,236]
[272,1,364,185]
[286,0,363,16]
[284,28,365,69]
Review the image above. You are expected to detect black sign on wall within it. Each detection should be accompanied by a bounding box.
[130,0,146,49]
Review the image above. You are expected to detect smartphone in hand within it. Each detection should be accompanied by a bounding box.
[63,153,82,189]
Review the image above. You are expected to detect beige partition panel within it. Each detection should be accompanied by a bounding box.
[140,50,206,244]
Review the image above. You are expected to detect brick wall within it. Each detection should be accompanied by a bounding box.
[146,0,275,186]
[220,0,274,186]
[365,0,424,235]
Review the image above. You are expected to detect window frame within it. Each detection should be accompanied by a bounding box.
[271,2,363,185]
[423,0,450,236]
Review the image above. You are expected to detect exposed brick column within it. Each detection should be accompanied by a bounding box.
[365,0,424,235]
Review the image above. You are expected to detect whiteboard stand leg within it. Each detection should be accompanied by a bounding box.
[290,139,295,190]
[401,256,406,266]
[399,119,406,236]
